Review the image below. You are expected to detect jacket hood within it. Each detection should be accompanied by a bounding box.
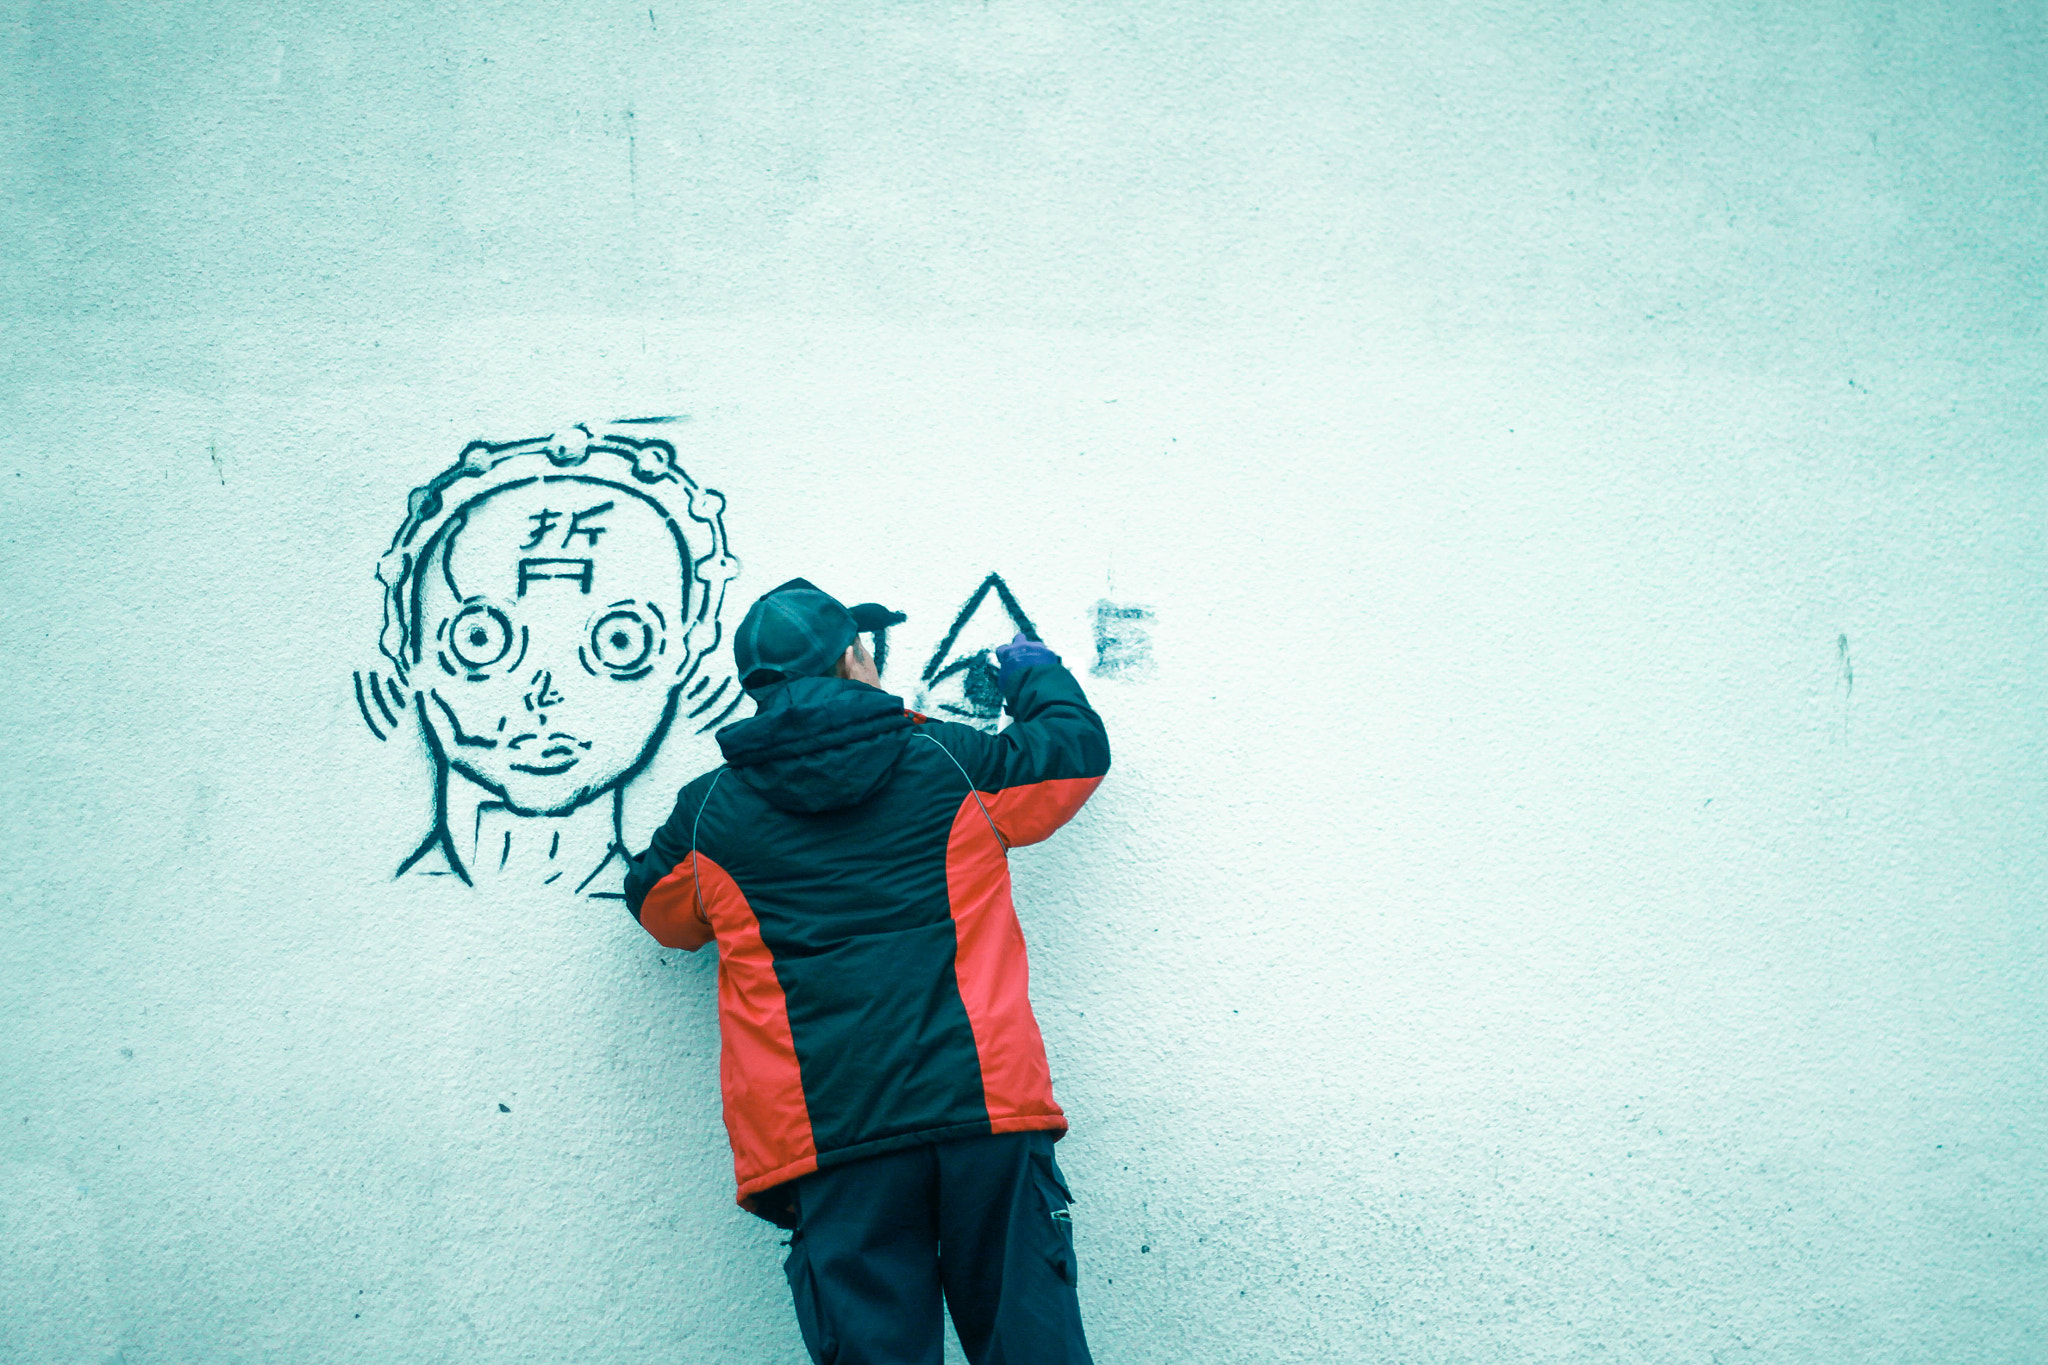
[715,676,913,813]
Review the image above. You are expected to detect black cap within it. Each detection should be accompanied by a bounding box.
[732,578,904,689]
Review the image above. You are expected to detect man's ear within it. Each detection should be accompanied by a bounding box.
[352,668,411,741]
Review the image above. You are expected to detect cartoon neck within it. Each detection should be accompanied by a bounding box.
[440,776,622,891]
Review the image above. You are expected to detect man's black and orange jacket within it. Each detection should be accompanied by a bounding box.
[624,659,1109,1221]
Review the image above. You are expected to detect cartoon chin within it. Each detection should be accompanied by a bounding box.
[451,755,614,816]
[502,772,605,816]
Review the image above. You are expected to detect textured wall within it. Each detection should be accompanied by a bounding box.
[2,2,2042,1362]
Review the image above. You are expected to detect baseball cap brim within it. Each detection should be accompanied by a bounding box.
[848,602,907,633]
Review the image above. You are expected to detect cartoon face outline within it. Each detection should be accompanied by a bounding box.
[408,474,695,816]
[361,428,742,862]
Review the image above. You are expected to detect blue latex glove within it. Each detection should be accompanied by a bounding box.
[993,632,1060,688]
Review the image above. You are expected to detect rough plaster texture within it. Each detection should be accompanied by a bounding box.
[2,1,2043,1362]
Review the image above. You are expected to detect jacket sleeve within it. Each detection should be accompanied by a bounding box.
[928,661,1111,847]
[622,771,721,951]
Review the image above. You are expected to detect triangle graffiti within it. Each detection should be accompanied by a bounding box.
[917,573,1040,731]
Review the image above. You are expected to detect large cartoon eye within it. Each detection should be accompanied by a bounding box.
[448,603,514,670]
[586,604,659,676]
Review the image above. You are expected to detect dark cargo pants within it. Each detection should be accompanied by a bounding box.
[780,1130,1094,1365]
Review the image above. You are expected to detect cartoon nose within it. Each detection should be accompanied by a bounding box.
[525,669,565,716]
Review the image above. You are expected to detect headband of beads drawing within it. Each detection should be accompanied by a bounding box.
[375,424,740,685]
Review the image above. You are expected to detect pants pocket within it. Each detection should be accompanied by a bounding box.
[783,1231,839,1364]
[1029,1149,1080,1288]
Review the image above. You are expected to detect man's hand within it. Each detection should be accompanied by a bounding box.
[993,633,1060,688]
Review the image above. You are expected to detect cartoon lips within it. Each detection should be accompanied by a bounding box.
[507,730,596,776]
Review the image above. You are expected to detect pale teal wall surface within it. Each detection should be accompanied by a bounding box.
[2,2,2042,1362]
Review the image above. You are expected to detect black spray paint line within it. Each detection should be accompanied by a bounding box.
[367,673,400,730]
[354,668,413,740]
[518,557,596,595]
[397,705,472,886]
[925,654,1004,721]
[429,691,499,749]
[353,672,388,741]
[686,675,730,719]
[920,573,1040,683]
[695,689,743,733]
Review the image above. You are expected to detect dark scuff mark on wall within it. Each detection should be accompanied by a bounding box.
[1835,633,1854,742]
[625,103,638,208]
[1092,601,1154,677]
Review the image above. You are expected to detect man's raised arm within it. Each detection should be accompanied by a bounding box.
[929,634,1111,847]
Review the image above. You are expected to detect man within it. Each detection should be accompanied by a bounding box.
[624,578,1110,1365]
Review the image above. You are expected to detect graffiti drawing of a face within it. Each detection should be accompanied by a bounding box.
[355,425,741,895]
[418,477,691,815]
